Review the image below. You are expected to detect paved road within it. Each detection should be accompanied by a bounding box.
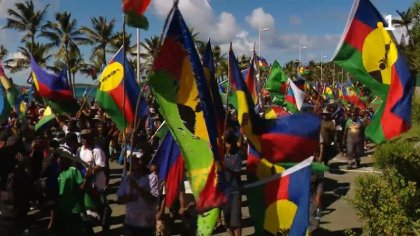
[99,148,374,236]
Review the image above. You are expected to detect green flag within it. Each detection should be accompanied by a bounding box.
[265,60,288,95]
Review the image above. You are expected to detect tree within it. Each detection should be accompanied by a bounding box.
[0,45,8,61]
[393,9,413,48]
[109,31,136,55]
[41,11,89,93]
[80,16,116,67]
[4,0,49,52]
[213,45,227,80]
[140,35,161,69]
[4,42,51,73]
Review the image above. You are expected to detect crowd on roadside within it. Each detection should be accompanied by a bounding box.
[0,88,373,236]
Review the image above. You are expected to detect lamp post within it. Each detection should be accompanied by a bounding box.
[320,51,327,81]
[258,23,269,56]
[298,40,306,66]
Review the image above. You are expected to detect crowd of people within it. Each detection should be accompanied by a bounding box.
[0,88,373,235]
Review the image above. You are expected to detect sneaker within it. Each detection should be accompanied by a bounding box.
[346,163,356,170]
[314,208,321,220]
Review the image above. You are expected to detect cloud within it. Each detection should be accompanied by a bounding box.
[289,15,302,25]
[152,0,240,43]
[245,7,275,30]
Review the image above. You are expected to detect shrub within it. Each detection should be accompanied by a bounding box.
[349,119,420,234]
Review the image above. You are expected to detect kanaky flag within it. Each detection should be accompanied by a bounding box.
[96,47,147,131]
[122,0,151,29]
[260,114,320,163]
[333,0,413,143]
[152,133,184,208]
[229,45,262,151]
[264,157,312,235]
[149,5,226,213]
[30,58,79,114]
[31,57,74,101]
[150,7,227,235]
[340,82,367,109]
[246,155,313,236]
[202,39,225,160]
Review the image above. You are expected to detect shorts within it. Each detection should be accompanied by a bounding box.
[223,194,242,228]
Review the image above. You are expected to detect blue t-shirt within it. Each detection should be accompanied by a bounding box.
[224,152,242,195]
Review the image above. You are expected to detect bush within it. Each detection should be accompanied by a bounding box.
[349,98,420,235]
[350,170,419,235]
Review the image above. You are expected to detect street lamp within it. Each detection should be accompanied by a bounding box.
[298,40,306,66]
[320,51,327,81]
[258,23,269,56]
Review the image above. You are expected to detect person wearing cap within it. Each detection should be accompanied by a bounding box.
[117,151,158,236]
[77,129,111,234]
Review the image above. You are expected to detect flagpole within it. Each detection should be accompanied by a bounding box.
[137,28,141,85]
[122,16,129,173]
[223,43,232,150]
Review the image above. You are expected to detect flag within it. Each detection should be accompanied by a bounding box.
[30,58,79,114]
[265,61,288,105]
[289,78,305,111]
[264,157,312,235]
[35,106,57,133]
[245,145,285,235]
[323,84,336,101]
[341,82,367,109]
[0,62,12,90]
[96,46,146,131]
[284,79,305,114]
[264,106,288,119]
[229,45,262,151]
[122,0,151,29]
[0,62,19,112]
[260,113,320,163]
[333,0,413,143]
[149,5,226,215]
[202,39,226,151]
[246,156,313,236]
[152,133,185,208]
[256,56,269,70]
[244,55,259,105]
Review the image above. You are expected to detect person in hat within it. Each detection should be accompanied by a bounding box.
[117,150,159,236]
[320,108,337,165]
[78,128,112,234]
[51,150,87,236]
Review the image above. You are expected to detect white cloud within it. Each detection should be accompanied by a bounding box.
[152,0,240,43]
[289,15,302,26]
[245,8,275,30]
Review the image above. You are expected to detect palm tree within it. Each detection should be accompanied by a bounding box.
[211,45,227,80]
[5,0,49,52]
[41,11,89,93]
[4,42,51,73]
[81,16,116,67]
[393,9,413,48]
[141,35,161,68]
[238,55,251,70]
[0,45,8,61]
[109,31,136,55]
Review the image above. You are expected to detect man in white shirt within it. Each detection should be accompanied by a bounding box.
[78,129,111,234]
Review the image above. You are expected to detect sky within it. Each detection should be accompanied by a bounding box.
[0,0,414,85]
